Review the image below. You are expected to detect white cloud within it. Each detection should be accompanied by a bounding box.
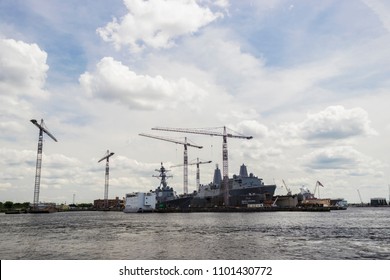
[273,106,377,149]
[300,105,377,141]
[0,39,49,141]
[302,146,384,177]
[79,57,207,110]
[235,120,269,138]
[363,0,390,32]
[97,0,224,52]
[0,38,49,98]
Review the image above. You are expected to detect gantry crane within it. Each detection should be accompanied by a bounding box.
[139,133,202,194]
[98,150,115,209]
[30,119,58,207]
[151,126,253,206]
[171,158,212,190]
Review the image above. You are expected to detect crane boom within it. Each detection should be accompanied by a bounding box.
[98,152,115,162]
[171,160,212,168]
[139,133,202,148]
[151,126,253,206]
[152,126,253,139]
[31,119,58,142]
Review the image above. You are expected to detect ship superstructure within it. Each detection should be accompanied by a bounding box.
[154,163,193,209]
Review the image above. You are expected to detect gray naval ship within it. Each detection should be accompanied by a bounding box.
[190,164,277,208]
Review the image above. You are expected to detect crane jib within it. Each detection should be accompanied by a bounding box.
[30,119,58,142]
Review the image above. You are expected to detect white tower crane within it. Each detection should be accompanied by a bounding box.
[30,119,58,208]
[171,158,212,190]
[98,150,115,209]
[139,133,202,194]
[151,126,252,206]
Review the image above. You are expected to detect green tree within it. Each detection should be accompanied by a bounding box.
[4,201,14,209]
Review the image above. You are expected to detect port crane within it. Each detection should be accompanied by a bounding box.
[282,179,292,195]
[30,119,58,207]
[139,133,203,194]
[171,158,212,190]
[314,180,324,198]
[98,150,115,209]
[357,189,363,205]
[151,126,253,206]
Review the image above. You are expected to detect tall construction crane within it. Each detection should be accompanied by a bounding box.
[171,158,212,190]
[151,126,253,206]
[98,150,115,209]
[30,119,58,207]
[139,133,202,194]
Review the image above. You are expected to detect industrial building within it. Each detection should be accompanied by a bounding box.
[370,198,388,206]
[93,197,123,210]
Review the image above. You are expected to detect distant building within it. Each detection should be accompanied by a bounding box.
[370,198,388,206]
[93,197,123,210]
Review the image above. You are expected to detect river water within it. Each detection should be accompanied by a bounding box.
[0,207,389,260]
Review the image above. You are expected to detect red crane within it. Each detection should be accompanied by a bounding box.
[30,119,57,208]
[139,133,202,194]
[98,150,115,209]
[151,126,252,206]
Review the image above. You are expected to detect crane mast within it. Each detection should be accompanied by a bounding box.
[139,133,202,194]
[30,119,57,208]
[98,150,115,209]
[151,126,252,206]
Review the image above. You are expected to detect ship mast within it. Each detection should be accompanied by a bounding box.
[153,162,173,189]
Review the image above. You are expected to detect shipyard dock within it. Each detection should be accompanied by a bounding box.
[154,206,338,213]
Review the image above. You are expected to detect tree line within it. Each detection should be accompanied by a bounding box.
[0,201,94,212]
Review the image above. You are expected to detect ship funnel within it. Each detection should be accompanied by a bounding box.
[239,164,248,177]
[213,164,222,186]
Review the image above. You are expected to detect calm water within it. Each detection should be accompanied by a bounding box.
[0,207,389,260]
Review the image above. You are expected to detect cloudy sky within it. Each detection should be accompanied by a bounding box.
[1,0,389,204]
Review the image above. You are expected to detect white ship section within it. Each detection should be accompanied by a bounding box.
[123,192,156,213]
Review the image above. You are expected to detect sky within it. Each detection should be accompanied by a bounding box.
[1,0,390,205]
